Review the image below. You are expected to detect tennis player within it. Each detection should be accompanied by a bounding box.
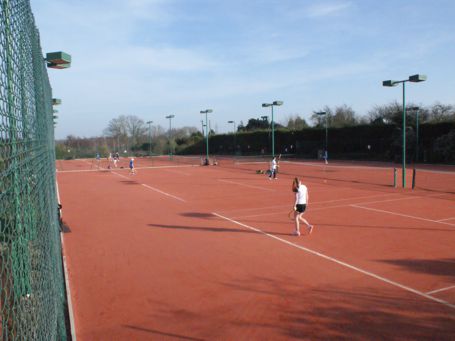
[129,157,136,175]
[268,156,278,180]
[292,177,313,236]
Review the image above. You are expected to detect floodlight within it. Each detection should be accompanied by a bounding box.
[382,80,398,87]
[46,51,71,69]
[408,74,427,82]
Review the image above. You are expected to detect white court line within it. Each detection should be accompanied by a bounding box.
[351,205,455,227]
[60,234,77,341]
[212,212,455,310]
[438,217,455,222]
[233,194,405,220]
[218,179,275,192]
[112,171,186,203]
[223,193,397,217]
[57,164,196,173]
[426,285,455,295]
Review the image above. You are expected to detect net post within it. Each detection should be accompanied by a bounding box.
[412,168,416,189]
[393,168,397,188]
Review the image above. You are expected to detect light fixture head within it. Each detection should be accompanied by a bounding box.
[46,51,71,69]
[272,100,283,106]
[383,80,398,87]
[408,74,427,82]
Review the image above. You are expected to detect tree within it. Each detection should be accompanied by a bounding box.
[311,106,332,127]
[368,101,430,126]
[125,115,147,146]
[104,115,147,151]
[427,103,455,123]
[286,115,309,130]
[331,104,358,128]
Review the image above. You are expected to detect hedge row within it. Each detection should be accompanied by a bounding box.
[179,122,455,163]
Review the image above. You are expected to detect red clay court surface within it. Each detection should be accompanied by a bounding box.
[56,157,455,340]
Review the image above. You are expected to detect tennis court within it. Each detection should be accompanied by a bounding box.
[56,156,455,340]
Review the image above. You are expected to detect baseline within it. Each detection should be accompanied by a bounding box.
[212,212,455,310]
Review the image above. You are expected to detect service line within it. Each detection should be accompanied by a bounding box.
[212,212,455,311]
[112,171,186,203]
[351,205,455,227]
[426,285,455,295]
[218,179,275,192]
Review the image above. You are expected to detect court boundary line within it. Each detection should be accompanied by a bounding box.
[212,212,455,310]
[111,171,186,203]
[223,193,398,217]
[57,164,197,173]
[426,285,455,295]
[232,194,409,220]
[437,217,455,222]
[218,179,276,192]
[351,204,455,227]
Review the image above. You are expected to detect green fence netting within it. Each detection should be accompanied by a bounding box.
[0,0,68,339]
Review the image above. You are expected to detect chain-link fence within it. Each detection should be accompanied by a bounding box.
[1,0,68,339]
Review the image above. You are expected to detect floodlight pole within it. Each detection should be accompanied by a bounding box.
[316,112,328,161]
[228,120,236,154]
[408,106,420,163]
[262,101,283,158]
[200,109,213,163]
[146,120,153,156]
[165,115,175,157]
[416,109,419,162]
[383,74,426,188]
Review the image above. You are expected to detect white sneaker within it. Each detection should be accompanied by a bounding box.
[294,230,300,236]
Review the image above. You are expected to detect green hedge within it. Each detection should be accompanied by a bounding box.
[179,122,455,164]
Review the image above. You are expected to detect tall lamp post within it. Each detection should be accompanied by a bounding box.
[262,101,283,158]
[316,112,328,162]
[383,74,427,187]
[408,106,420,162]
[165,115,175,157]
[228,120,236,154]
[200,109,213,164]
[146,120,153,156]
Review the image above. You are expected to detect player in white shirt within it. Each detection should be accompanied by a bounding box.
[268,157,278,180]
[292,177,313,236]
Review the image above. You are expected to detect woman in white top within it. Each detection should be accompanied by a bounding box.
[292,177,313,236]
[268,157,277,180]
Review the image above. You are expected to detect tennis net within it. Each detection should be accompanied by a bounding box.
[215,155,397,188]
[413,168,455,195]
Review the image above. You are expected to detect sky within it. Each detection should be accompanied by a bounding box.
[31,0,455,139]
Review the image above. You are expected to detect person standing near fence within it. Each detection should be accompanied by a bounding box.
[292,177,313,236]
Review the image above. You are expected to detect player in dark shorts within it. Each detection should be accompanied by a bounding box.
[292,177,313,236]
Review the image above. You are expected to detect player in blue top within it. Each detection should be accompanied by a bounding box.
[129,158,136,175]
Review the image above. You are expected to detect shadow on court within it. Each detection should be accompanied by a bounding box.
[148,223,292,236]
[378,258,455,278]
[215,275,455,340]
[181,212,214,219]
